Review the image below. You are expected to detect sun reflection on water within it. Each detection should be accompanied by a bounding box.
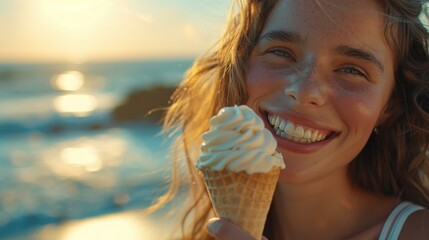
[52,71,85,91]
[53,94,98,116]
[61,147,102,172]
[51,70,100,117]
[60,215,147,240]
[42,134,126,180]
[36,212,161,240]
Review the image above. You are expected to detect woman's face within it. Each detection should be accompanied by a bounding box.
[245,0,395,183]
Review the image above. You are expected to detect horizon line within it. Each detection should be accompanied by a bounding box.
[0,55,200,65]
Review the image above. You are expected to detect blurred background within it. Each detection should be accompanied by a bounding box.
[0,0,229,239]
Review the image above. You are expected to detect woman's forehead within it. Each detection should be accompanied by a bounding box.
[256,0,395,76]
[260,0,388,50]
[263,0,384,31]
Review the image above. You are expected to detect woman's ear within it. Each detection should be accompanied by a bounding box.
[376,93,402,127]
[376,108,391,127]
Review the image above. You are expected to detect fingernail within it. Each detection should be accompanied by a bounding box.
[207,218,222,235]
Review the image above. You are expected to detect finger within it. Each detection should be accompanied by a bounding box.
[206,218,260,240]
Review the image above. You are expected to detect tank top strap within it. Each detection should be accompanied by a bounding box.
[378,201,425,240]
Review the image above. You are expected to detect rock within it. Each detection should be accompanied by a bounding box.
[112,86,175,123]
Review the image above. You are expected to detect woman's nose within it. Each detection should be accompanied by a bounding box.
[283,67,327,107]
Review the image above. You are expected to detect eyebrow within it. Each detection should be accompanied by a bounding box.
[257,30,304,44]
[335,45,384,73]
[257,30,385,73]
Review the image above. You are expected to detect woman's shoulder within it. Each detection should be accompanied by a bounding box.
[398,207,429,240]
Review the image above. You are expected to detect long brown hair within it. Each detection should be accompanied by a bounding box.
[349,0,429,206]
[159,0,429,239]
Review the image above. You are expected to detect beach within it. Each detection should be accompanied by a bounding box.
[11,209,174,240]
[0,59,192,239]
[11,188,188,240]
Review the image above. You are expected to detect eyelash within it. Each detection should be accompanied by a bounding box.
[338,66,367,79]
[266,48,295,61]
[264,48,369,80]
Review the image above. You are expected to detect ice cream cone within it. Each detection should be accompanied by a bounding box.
[201,167,280,239]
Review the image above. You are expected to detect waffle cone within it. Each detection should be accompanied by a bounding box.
[201,168,280,239]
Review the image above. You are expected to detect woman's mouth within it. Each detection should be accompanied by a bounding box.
[267,113,333,144]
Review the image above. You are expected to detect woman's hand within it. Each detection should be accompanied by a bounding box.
[206,218,268,240]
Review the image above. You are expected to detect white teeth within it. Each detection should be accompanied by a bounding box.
[268,114,330,143]
[293,126,305,138]
[311,131,319,142]
[279,120,286,130]
[285,122,295,136]
[269,115,275,125]
[274,116,280,128]
[304,129,312,139]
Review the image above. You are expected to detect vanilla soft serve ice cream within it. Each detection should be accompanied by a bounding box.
[196,105,284,173]
[196,105,285,239]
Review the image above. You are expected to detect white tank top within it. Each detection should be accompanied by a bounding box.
[378,201,425,240]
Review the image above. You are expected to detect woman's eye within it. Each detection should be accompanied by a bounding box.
[339,66,367,78]
[266,48,295,61]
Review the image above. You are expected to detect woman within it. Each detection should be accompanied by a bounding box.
[160,0,429,239]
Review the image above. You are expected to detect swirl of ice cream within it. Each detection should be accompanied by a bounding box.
[196,105,285,174]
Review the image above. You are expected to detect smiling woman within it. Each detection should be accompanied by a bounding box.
[158,0,429,239]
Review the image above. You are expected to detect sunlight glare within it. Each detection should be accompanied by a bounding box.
[42,135,128,180]
[58,213,155,240]
[53,94,98,116]
[61,147,102,172]
[52,71,85,91]
[37,0,110,36]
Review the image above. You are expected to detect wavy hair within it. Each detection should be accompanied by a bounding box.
[349,0,429,206]
[158,0,429,239]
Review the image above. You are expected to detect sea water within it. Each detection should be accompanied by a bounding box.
[0,59,193,239]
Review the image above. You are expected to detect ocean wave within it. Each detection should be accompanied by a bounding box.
[0,112,113,136]
[0,179,176,238]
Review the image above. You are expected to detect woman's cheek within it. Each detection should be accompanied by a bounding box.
[246,63,282,99]
[336,90,384,135]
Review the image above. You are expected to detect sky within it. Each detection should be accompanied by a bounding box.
[0,0,230,63]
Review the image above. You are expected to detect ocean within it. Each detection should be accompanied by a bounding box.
[0,59,194,239]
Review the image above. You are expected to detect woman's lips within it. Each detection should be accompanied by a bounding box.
[267,113,331,143]
[262,111,339,153]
